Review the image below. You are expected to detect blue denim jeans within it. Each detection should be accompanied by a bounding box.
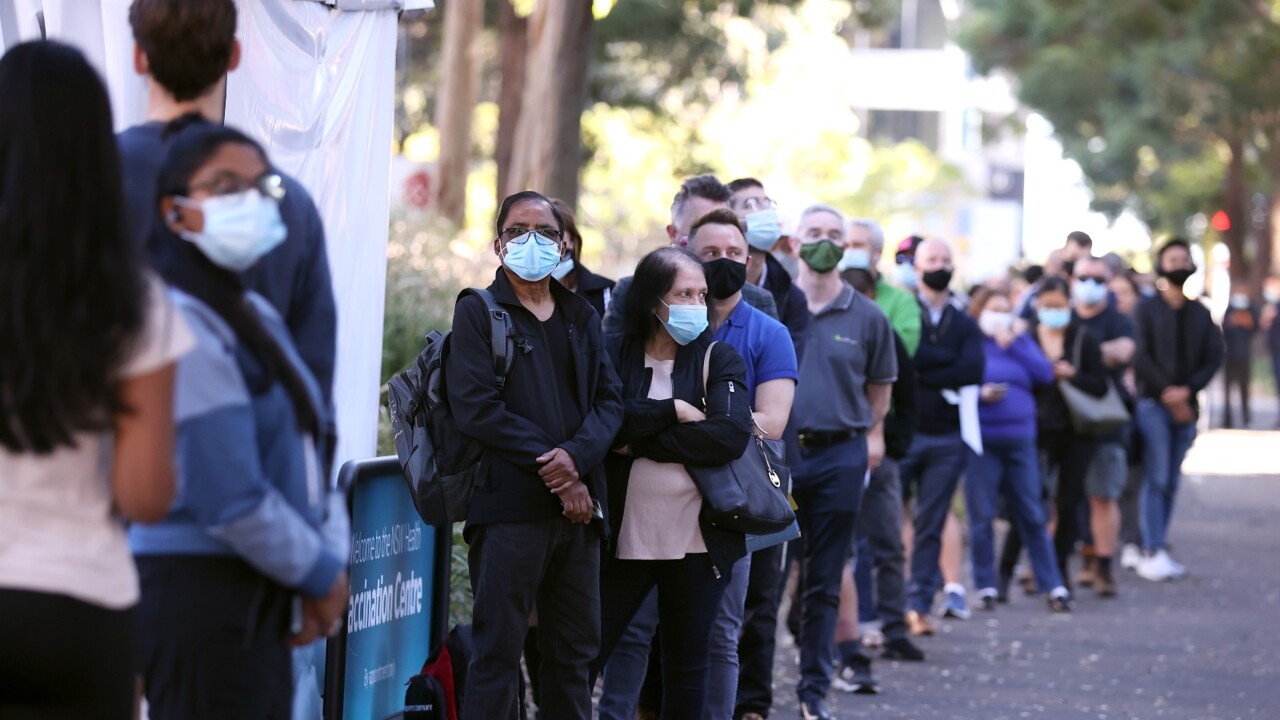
[852,458,908,639]
[704,553,751,720]
[792,436,868,704]
[1135,399,1197,551]
[902,432,969,614]
[965,436,1063,593]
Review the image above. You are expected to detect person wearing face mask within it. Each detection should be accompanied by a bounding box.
[445,191,623,719]
[728,178,812,355]
[132,119,349,719]
[1069,258,1137,597]
[898,239,986,636]
[965,290,1073,612]
[1020,276,1107,606]
[593,247,752,719]
[791,205,898,720]
[602,176,778,338]
[549,198,616,317]
[1132,240,1223,581]
[1263,280,1280,427]
[1220,288,1260,429]
[597,210,798,720]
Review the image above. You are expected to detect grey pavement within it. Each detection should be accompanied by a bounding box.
[770,426,1280,720]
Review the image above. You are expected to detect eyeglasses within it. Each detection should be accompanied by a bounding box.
[732,196,777,213]
[498,226,563,243]
[895,253,913,264]
[1077,275,1107,284]
[189,172,286,200]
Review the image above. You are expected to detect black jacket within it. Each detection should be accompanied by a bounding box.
[1033,322,1108,435]
[568,263,616,318]
[605,332,753,575]
[447,269,624,530]
[760,252,812,355]
[885,330,917,460]
[913,301,986,435]
[1133,295,1224,414]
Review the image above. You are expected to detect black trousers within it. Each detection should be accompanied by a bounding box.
[136,555,293,720]
[594,554,730,720]
[0,588,134,720]
[1223,358,1252,426]
[466,517,601,720]
[734,541,787,719]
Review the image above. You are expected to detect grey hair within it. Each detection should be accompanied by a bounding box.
[848,218,885,252]
[799,203,845,226]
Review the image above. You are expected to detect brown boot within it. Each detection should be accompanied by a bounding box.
[1076,545,1097,588]
[1095,558,1118,598]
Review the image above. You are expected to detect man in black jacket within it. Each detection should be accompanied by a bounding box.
[728,177,812,351]
[901,239,986,636]
[1132,239,1223,582]
[446,191,623,720]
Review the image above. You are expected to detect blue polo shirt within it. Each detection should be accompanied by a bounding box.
[714,299,799,403]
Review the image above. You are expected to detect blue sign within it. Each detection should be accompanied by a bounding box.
[326,458,448,720]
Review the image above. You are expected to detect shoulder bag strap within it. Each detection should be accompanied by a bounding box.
[463,288,514,390]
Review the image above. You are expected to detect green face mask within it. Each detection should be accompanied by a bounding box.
[800,240,843,274]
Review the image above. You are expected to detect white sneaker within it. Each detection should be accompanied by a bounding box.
[1137,550,1177,582]
[1165,553,1188,579]
[1120,544,1143,571]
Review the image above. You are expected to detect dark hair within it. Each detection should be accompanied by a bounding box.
[1066,230,1093,248]
[550,197,581,263]
[495,190,565,237]
[726,177,764,193]
[130,0,237,102]
[622,247,708,342]
[969,286,1009,317]
[149,118,320,437]
[670,174,732,218]
[1155,238,1192,270]
[1023,264,1045,285]
[689,208,747,245]
[1037,275,1071,301]
[841,268,877,297]
[0,41,147,453]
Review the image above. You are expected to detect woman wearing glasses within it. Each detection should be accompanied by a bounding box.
[130,118,348,719]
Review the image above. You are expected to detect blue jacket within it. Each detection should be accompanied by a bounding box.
[129,291,346,598]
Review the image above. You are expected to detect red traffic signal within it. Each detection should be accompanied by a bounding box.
[1212,210,1231,232]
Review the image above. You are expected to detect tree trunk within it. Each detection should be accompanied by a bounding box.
[495,0,528,209]
[433,0,484,227]
[504,0,596,209]
[1222,134,1250,291]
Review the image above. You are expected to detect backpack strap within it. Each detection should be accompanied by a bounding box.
[461,288,515,391]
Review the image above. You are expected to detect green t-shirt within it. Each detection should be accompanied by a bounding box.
[875,278,922,355]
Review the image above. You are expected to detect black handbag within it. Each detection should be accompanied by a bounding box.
[1057,329,1131,435]
[687,343,797,535]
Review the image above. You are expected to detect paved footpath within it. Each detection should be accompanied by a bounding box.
[771,426,1280,720]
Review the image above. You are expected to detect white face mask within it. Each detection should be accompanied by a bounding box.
[979,310,1013,337]
[176,189,286,272]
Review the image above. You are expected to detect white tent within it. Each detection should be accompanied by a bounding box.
[1,0,431,477]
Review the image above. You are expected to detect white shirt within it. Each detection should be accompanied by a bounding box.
[0,278,195,608]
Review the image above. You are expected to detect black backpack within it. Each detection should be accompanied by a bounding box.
[387,289,513,526]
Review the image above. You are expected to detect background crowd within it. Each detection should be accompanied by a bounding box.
[1,1,1269,720]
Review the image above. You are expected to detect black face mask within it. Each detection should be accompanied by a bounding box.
[1160,266,1196,287]
[921,268,953,291]
[705,257,748,300]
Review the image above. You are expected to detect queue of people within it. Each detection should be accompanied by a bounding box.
[0,3,1250,720]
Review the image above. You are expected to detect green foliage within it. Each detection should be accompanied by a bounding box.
[959,0,1280,233]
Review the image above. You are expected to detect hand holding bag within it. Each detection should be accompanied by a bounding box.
[1057,329,1131,435]
[686,342,797,535]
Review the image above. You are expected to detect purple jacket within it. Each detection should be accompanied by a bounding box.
[979,334,1054,441]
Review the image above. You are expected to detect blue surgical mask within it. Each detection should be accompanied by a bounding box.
[1038,307,1071,329]
[894,261,917,289]
[176,189,286,272]
[838,248,871,271]
[658,300,708,345]
[744,209,783,252]
[1072,279,1108,306]
[502,231,563,282]
[551,257,575,282]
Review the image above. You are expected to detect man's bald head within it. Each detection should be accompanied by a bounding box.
[914,238,953,271]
